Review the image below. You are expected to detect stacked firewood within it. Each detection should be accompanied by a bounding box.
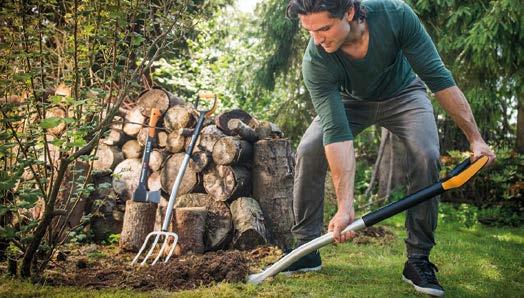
[91,87,295,255]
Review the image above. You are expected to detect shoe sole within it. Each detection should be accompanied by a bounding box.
[402,275,444,297]
[281,265,322,276]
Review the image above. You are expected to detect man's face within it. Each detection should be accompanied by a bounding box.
[299,10,353,53]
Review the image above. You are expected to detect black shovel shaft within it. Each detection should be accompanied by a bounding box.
[362,183,443,226]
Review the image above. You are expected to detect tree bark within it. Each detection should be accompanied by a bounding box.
[174,193,232,251]
[203,165,251,202]
[173,207,207,255]
[252,139,294,250]
[212,136,253,165]
[119,200,156,252]
[230,197,267,250]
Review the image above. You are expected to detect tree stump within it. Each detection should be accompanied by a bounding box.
[252,139,295,250]
[173,207,207,255]
[161,153,199,195]
[112,158,142,200]
[122,139,143,159]
[93,143,124,172]
[119,200,156,252]
[212,136,253,165]
[230,197,268,250]
[203,165,251,201]
[174,193,232,251]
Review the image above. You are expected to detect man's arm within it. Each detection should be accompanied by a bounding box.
[435,86,496,164]
[325,140,356,243]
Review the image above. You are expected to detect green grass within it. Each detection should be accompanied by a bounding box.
[1,204,523,297]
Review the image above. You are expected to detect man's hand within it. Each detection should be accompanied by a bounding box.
[470,139,496,166]
[328,206,356,243]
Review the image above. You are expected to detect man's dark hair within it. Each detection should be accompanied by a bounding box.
[286,0,366,22]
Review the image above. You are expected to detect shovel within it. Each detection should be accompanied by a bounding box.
[133,108,162,204]
[131,91,218,266]
[247,155,489,284]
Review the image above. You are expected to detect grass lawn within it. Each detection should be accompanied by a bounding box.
[1,203,523,297]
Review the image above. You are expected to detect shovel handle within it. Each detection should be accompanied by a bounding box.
[148,108,161,137]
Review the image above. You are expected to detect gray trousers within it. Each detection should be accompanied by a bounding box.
[292,79,440,257]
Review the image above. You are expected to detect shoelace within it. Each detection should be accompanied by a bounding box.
[410,258,440,285]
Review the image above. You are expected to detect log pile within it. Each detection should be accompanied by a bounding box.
[90,87,295,254]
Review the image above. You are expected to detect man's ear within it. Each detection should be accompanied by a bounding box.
[345,7,355,22]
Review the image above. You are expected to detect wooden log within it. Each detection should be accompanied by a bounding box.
[252,139,295,250]
[154,195,169,231]
[123,107,146,137]
[227,119,258,142]
[212,136,253,165]
[147,171,162,191]
[230,197,268,250]
[255,120,283,140]
[203,165,251,201]
[112,158,142,200]
[214,109,258,136]
[45,107,67,136]
[93,143,124,171]
[160,153,199,195]
[157,131,168,148]
[148,149,164,172]
[190,150,211,173]
[166,131,185,153]
[102,129,127,146]
[119,200,156,252]
[135,87,171,116]
[173,207,207,255]
[193,125,226,152]
[122,140,143,159]
[174,193,232,251]
[164,105,195,131]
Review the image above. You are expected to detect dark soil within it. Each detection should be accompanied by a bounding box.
[1,226,393,292]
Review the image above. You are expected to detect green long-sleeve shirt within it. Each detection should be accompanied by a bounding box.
[302,0,455,145]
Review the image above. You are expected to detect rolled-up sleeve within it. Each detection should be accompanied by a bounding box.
[302,53,353,145]
[399,2,456,92]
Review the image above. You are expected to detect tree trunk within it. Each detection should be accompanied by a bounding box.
[230,197,268,250]
[122,140,143,160]
[212,136,253,165]
[160,153,199,195]
[123,107,146,137]
[119,200,156,252]
[93,143,124,172]
[112,158,142,201]
[252,139,294,250]
[203,165,251,201]
[174,193,232,251]
[173,207,207,255]
[517,99,524,153]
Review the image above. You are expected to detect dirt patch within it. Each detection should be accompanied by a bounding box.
[41,245,282,291]
[352,226,395,245]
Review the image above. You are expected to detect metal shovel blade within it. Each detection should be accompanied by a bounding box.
[131,231,179,266]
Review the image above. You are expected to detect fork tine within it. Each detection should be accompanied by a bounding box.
[151,234,170,265]
[132,232,154,265]
[140,233,161,266]
[164,234,179,263]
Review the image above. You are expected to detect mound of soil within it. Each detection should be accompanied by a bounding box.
[352,226,395,245]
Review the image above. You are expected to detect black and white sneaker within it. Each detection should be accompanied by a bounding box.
[402,256,445,297]
[280,250,322,275]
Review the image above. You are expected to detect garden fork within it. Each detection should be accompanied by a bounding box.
[132,91,218,266]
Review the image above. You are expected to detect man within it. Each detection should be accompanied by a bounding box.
[284,0,496,296]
